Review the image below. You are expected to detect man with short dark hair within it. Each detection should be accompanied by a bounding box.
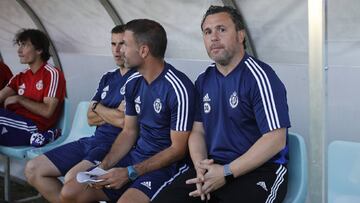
[25,25,139,203]
[153,5,291,203]
[60,19,195,203]
[0,28,66,146]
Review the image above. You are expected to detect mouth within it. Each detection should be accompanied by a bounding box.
[210,44,224,52]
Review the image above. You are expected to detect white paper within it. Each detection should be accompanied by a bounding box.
[76,166,108,184]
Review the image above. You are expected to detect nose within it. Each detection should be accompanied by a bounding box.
[210,31,219,42]
[115,44,121,53]
[17,46,23,54]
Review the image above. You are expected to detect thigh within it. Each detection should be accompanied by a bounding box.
[64,160,95,183]
[26,154,62,177]
[0,109,37,146]
[151,166,202,203]
[117,188,149,203]
[44,140,89,176]
[215,164,288,203]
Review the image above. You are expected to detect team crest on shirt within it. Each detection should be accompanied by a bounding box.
[229,91,238,108]
[36,80,43,90]
[153,98,162,113]
[18,83,25,95]
[203,93,211,114]
[101,85,109,99]
[135,96,141,114]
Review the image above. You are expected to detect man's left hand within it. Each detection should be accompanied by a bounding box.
[198,159,226,194]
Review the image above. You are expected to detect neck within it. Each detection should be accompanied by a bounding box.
[217,49,245,76]
[137,57,164,84]
[119,65,130,76]
[29,59,45,73]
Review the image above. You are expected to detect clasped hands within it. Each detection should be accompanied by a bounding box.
[186,159,226,201]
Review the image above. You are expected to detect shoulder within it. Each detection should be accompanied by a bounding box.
[195,62,216,85]
[242,55,279,81]
[99,67,118,80]
[122,71,142,95]
[13,68,30,78]
[164,63,194,90]
[242,55,285,91]
[43,64,65,78]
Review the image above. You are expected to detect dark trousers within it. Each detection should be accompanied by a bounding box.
[152,163,288,203]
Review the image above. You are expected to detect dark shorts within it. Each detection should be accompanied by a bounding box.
[103,152,189,202]
[0,108,37,146]
[152,163,288,203]
[45,136,113,175]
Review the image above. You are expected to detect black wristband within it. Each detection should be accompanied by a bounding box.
[225,174,235,183]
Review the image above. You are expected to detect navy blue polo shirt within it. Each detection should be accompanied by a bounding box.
[195,53,291,164]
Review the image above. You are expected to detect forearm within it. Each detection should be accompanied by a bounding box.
[189,131,208,167]
[100,130,137,170]
[134,145,187,176]
[87,105,105,126]
[188,122,208,167]
[17,96,58,118]
[0,87,15,104]
[94,103,124,128]
[229,128,287,178]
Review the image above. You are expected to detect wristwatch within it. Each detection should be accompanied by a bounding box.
[127,165,139,181]
[91,101,99,112]
[224,164,234,182]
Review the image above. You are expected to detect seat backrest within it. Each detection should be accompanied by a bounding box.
[64,101,96,143]
[0,98,71,159]
[328,140,360,202]
[52,98,71,144]
[26,101,95,159]
[283,132,308,203]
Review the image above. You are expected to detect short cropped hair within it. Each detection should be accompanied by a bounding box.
[13,29,51,61]
[201,5,245,31]
[111,24,126,34]
[201,6,246,48]
[125,19,167,58]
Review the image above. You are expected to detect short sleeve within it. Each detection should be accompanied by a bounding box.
[43,68,66,100]
[124,79,138,116]
[7,74,19,91]
[249,67,291,134]
[169,79,195,132]
[91,74,106,102]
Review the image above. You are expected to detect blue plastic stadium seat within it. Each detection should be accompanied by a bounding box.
[0,98,70,158]
[0,99,70,201]
[328,140,360,203]
[283,132,308,203]
[27,101,95,159]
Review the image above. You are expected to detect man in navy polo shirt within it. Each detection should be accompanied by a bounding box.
[60,19,195,203]
[25,25,139,203]
[153,5,291,203]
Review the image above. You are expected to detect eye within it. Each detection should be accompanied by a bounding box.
[203,29,211,35]
[219,27,226,32]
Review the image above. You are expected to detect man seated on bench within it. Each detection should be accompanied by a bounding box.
[0,29,66,147]
[25,25,139,203]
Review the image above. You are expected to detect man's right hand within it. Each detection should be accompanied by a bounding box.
[186,159,213,200]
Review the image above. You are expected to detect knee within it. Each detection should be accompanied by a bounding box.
[60,181,81,202]
[63,170,76,183]
[25,159,39,184]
